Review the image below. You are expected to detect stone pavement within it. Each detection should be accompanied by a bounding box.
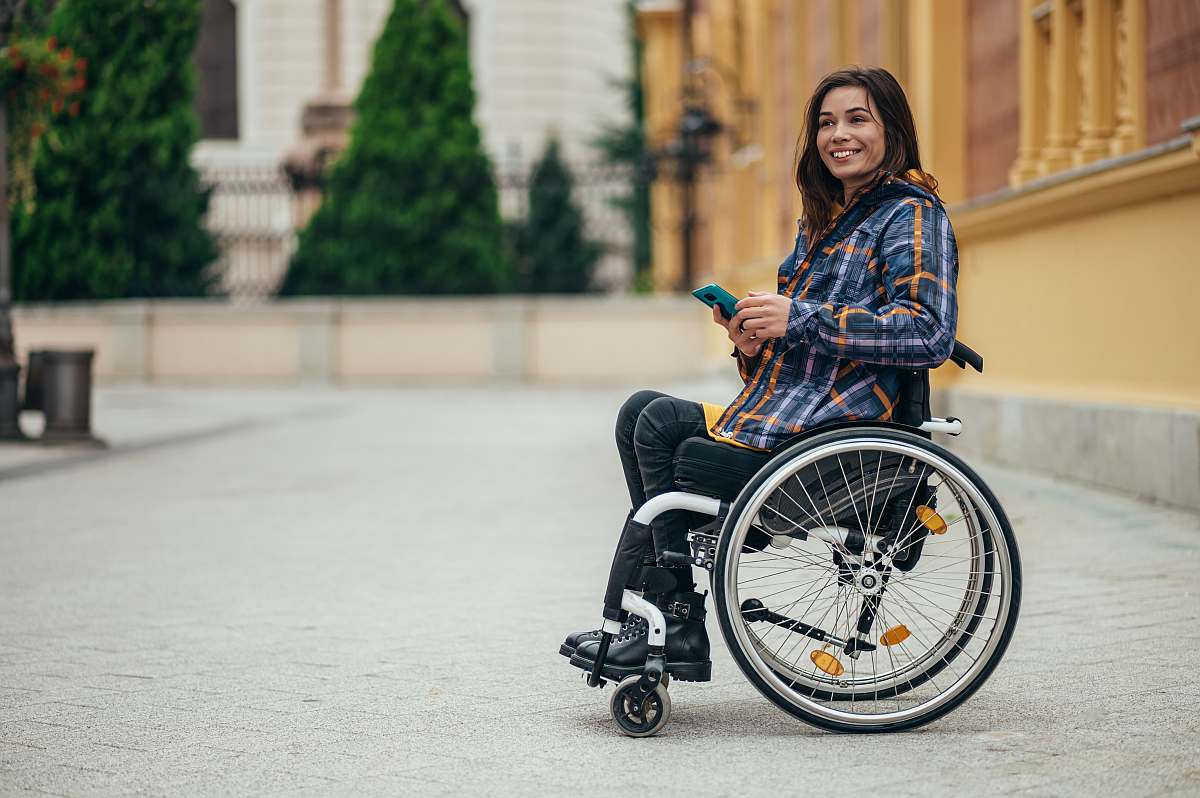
[0,381,1197,797]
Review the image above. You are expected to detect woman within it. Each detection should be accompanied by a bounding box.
[562,67,959,680]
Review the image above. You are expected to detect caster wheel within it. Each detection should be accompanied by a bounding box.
[609,674,671,737]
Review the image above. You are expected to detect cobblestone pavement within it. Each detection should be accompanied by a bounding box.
[1,382,1198,797]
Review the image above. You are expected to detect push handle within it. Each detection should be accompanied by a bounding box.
[949,340,984,373]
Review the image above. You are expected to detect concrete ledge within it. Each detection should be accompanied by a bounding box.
[12,296,725,385]
[934,388,1200,512]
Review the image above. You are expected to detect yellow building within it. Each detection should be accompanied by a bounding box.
[637,0,1200,510]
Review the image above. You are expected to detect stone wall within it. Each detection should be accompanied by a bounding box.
[11,297,724,385]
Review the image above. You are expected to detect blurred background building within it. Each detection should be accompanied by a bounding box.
[10,0,1198,511]
[637,0,1199,509]
[190,0,634,297]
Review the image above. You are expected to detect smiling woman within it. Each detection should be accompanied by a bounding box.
[561,66,961,686]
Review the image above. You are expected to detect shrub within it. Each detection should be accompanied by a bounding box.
[12,0,217,300]
[280,0,507,296]
[510,138,602,293]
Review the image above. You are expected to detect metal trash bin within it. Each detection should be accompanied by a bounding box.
[22,349,46,411]
[39,349,104,446]
[0,361,21,440]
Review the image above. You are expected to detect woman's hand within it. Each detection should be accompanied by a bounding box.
[733,291,791,341]
[713,304,763,358]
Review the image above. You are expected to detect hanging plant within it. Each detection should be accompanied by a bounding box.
[0,34,86,207]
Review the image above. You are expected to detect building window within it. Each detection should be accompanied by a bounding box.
[194,0,239,141]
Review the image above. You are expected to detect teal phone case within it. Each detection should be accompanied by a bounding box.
[692,283,739,320]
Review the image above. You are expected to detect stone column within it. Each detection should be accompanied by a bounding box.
[282,0,354,224]
[1073,0,1116,166]
[906,0,967,202]
[1040,0,1080,174]
[1010,0,1046,186]
[1109,0,1145,156]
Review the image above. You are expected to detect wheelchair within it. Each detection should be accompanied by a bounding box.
[574,341,1021,736]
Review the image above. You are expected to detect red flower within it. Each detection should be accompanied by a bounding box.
[69,100,80,117]
[52,97,63,114]
[60,47,74,62]
[46,36,57,50]
[31,123,44,138]
[75,57,87,73]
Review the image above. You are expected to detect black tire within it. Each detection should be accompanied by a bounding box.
[713,425,1021,733]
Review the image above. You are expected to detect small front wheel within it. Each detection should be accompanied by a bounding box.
[609,675,672,737]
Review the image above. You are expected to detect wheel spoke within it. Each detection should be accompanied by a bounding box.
[720,435,1017,729]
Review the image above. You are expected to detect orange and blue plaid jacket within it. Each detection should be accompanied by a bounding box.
[712,171,958,450]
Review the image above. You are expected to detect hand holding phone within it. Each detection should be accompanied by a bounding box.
[696,283,766,358]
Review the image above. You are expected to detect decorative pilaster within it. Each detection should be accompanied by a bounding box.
[1010,0,1046,185]
[1040,0,1080,174]
[906,0,966,202]
[1073,0,1116,166]
[1110,0,1145,156]
[882,0,908,87]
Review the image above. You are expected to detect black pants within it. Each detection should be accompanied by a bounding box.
[615,390,708,557]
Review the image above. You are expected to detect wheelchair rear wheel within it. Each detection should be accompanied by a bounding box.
[712,426,1021,733]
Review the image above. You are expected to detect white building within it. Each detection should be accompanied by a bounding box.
[191,0,634,297]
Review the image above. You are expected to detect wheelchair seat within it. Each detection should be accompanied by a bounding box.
[673,436,770,501]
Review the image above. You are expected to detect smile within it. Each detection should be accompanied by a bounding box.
[830,149,861,161]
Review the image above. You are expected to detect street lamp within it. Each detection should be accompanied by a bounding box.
[0,1,23,439]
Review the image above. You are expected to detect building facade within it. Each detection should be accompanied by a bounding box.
[637,0,1200,509]
[190,0,633,295]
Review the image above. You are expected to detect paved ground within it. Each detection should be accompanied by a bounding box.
[0,381,1198,797]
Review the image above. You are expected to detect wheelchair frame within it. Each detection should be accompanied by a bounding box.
[579,342,1022,737]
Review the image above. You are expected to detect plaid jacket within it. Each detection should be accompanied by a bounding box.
[712,171,959,450]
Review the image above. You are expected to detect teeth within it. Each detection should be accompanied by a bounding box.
[832,149,860,160]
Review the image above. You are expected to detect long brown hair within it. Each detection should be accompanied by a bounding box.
[795,67,937,243]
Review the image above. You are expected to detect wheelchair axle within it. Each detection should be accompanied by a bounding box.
[741,598,849,649]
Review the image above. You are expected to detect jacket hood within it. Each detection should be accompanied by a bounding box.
[871,169,942,205]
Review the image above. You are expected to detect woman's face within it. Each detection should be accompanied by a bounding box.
[816,86,886,199]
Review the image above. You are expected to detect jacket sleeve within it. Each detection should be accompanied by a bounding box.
[732,347,761,382]
[784,199,958,368]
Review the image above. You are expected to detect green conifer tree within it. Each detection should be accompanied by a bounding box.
[511,138,602,293]
[12,0,217,300]
[280,0,506,295]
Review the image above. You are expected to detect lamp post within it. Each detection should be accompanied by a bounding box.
[0,1,18,368]
[0,4,22,439]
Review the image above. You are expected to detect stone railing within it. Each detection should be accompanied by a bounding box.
[11,296,730,384]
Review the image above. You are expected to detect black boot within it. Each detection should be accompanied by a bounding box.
[559,615,647,658]
[569,590,711,682]
[560,523,662,659]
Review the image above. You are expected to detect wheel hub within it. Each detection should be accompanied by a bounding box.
[855,568,884,596]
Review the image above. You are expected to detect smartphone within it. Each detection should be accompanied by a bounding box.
[692,283,740,321]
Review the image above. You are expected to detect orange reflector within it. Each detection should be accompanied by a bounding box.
[810,649,845,676]
[880,624,911,646]
[916,506,947,535]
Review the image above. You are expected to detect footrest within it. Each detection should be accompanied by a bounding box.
[567,652,712,683]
